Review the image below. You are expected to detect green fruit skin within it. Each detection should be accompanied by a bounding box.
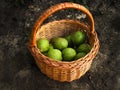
[37,38,49,52]
[47,49,62,61]
[65,35,73,47]
[62,48,76,61]
[71,31,86,46]
[52,37,68,50]
[49,44,54,50]
[77,43,91,53]
[74,52,86,60]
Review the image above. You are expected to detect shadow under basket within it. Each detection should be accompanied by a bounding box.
[28,2,100,82]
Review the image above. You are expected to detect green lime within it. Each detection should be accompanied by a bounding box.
[49,44,54,50]
[74,52,86,60]
[37,38,49,52]
[77,43,91,53]
[71,31,86,46]
[47,49,62,61]
[51,37,68,50]
[62,48,76,61]
[65,35,73,47]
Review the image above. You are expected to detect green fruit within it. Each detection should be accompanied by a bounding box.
[62,48,76,61]
[77,43,91,53]
[37,38,49,52]
[71,31,86,46]
[49,44,54,50]
[47,49,62,61]
[51,37,68,50]
[65,35,73,46]
[74,52,86,60]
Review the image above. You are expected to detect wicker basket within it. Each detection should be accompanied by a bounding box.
[28,2,99,82]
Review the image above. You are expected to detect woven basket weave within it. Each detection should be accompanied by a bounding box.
[28,2,99,82]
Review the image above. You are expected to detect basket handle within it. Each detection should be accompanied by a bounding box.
[30,2,95,46]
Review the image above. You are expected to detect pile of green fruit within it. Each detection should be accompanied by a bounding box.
[37,30,91,61]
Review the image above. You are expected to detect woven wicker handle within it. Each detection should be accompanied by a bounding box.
[30,2,95,46]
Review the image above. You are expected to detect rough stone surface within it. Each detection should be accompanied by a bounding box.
[0,0,120,90]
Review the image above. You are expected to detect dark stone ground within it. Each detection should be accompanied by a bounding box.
[0,0,120,90]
